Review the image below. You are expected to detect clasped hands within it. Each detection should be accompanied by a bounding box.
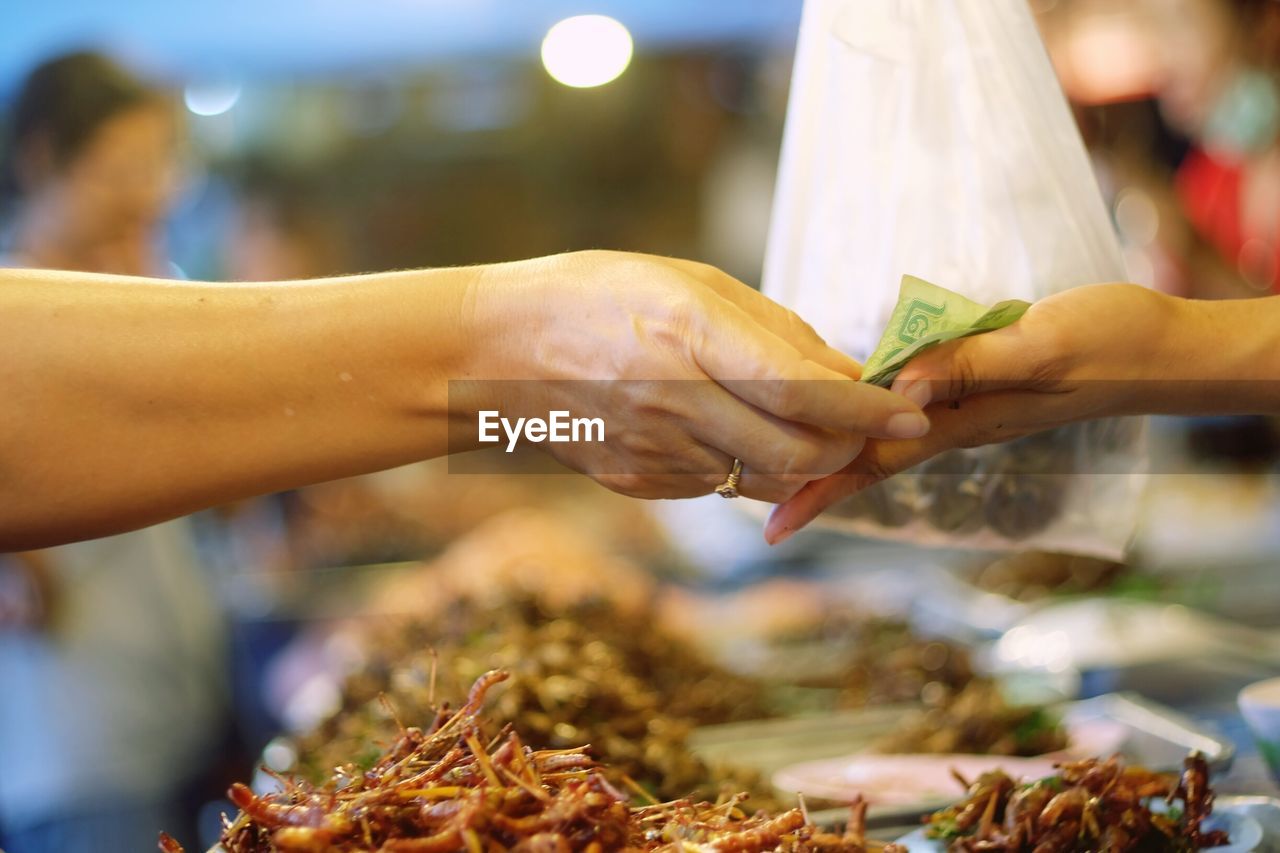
[510,255,1169,544]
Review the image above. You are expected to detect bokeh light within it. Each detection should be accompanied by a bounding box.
[183,82,242,116]
[540,15,633,89]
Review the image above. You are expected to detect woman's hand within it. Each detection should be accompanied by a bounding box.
[474,251,931,503]
[0,256,928,549]
[765,283,1188,542]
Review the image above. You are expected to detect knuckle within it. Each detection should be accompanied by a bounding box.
[604,468,650,494]
[654,290,703,340]
[619,382,668,421]
[653,474,710,499]
[804,434,865,478]
[568,248,619,270]
[858,455,898,486]
[744,476,800,504]
[685,259,721,280]
[614,429,655,459]
[843,433,868,465]
[1020,303,1076,387]
[784,309,824,344]
[765,381,803,420]
[779,440,824,479]
[1028,328,1072,386]
[772,477,809,503]
[951,350,982,399]
[597,472,647,497]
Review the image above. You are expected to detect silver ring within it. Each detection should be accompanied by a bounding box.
[714,458,744,499]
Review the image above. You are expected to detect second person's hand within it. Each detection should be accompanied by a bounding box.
[765,282,1190,542]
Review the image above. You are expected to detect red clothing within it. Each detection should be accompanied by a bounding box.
[1176,146,1280,292]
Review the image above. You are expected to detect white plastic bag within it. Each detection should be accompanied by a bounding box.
[762,0,1146,559]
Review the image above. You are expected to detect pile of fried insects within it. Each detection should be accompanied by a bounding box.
[160,671,905,853]
[923,752,1228,852]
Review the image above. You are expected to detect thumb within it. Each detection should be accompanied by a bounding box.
[888,327,1029,409]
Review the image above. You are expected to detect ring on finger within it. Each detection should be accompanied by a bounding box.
[714,457,744,499]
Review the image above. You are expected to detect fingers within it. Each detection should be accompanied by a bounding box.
[664,257,864,381]
[763,437,939,544]
[763,391,1075,544]
[888,323,1045,409]
[686,385,867,503]
[591,447,793,502]
[691,299,930,440]
[591,383,866,504]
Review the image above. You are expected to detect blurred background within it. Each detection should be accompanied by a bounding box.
[0,0,1278,851]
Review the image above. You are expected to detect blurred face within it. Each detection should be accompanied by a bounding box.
[1141,0,1240,135]
[39,100,181,249]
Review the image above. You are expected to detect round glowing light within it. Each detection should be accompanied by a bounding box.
[541,15,633,89]
[184,82,242,117]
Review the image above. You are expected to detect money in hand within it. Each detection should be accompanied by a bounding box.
[860,275,1030,388]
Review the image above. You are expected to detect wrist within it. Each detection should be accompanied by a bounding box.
[1092,287,1195,415]
[466,254,557,380]
[455,254,566,425]
[1133,290,1277,415]
[1145,289,1198,378]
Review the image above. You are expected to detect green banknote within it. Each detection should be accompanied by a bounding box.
[860,275,1031,388]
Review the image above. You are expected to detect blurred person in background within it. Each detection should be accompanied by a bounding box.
[0,52,226,853]
[1146,0,1280,294]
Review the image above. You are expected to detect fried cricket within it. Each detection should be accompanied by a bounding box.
[162,671,904,853]
[923,752,1228,852]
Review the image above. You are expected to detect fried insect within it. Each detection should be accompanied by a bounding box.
[873,680,1068,757]
[295,597,772,804]
[161,671,899,853]
[924,753,1228,852]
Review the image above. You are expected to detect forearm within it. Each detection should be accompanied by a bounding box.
[1141,293,1280,415]
[1,266,490,549]
[3,251,922,548]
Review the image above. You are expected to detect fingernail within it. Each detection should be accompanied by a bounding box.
[892,378,932,409]
[762,525,793,545]
[886,411,930,439]
[765,507,793,545]
[767,525,795,545]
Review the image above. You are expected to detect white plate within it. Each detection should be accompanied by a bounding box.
[772,717,1128,805]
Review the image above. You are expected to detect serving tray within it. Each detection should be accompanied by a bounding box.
[690,691,1234,826]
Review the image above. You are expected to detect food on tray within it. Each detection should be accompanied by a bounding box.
[836,619,975,709]
[828,427,1081,543]
[922,752,1227,852]
[967,551,1129,602]
[295,597,772,803]
[833,282,1079,540]
[771,715,1127,807]
[773,753,1065,809]
[160,672,900,853]
[979,432,1073,540]
[874,680,1067,757]
[920,451,985,534]
[288,470,673,569]
[362,510,659,620]
[832,479,917,528]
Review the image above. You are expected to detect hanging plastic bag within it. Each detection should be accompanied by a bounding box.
[761,0,1146,559]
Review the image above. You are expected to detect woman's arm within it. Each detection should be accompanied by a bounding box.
[2,265,475,548]
[2,251,927,550]
[766,284,1280,543]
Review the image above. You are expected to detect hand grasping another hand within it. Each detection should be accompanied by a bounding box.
[766,282,1280,544]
